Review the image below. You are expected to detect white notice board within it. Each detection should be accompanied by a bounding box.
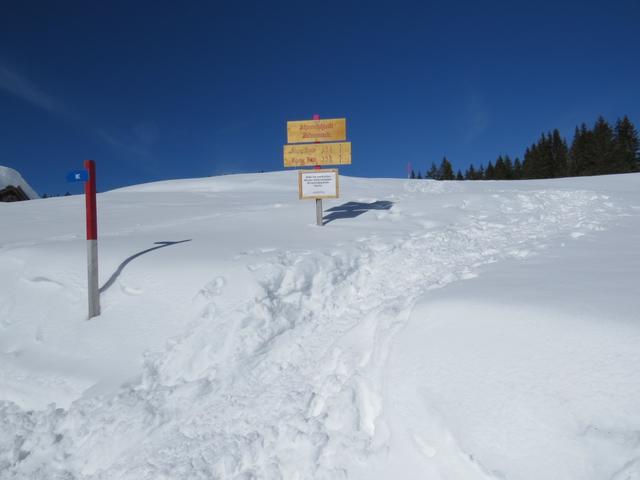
[298,169,339,199]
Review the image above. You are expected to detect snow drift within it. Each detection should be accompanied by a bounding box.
[1,171,639,479]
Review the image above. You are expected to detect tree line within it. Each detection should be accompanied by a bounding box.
[410,115,639,180]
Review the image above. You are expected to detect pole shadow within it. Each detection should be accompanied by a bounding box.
[323,201,393,225]
[99,240,192,293]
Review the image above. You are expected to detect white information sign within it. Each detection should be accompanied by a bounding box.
[298,169,339,199]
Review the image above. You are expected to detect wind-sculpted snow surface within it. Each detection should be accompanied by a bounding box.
[1,172,639,479]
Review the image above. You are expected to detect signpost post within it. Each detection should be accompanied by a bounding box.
[67,160,100,319]
[283,115,351,226]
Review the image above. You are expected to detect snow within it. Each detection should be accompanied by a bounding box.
[1,171,639,479]
[0,165,39,199]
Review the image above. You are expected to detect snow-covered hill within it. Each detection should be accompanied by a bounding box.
[0,165,39,200]
[1,171,639,479]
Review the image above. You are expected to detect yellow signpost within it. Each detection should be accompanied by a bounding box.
[287,118,346,144]
[284,142,352,167]
[283,115,351,226]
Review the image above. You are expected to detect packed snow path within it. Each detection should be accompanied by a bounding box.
[1,172,639,479]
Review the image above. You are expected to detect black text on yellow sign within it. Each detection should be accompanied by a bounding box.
[284,142,351,167]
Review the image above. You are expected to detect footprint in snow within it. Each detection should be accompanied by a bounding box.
[196,276,226,300]
[25,277,64,289]
[120,284,143,295]
[410,430,437,458]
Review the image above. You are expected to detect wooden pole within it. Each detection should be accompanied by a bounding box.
[316,198,323,226]
[312,114,324,226]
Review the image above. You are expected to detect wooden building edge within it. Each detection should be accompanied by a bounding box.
[0,185,31,202]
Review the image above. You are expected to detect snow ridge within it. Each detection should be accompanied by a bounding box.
[0,186,619,479]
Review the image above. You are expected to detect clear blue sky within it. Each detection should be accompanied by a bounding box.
[1,0,639,194]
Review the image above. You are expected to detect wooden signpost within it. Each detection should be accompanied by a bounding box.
[284,142,351,167]
[287,118,346,143]
[283,115,350,226]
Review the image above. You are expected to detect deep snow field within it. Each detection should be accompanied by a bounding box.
[1,171,639,479]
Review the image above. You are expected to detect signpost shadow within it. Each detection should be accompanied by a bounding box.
[323,201,393,225]
[100,240,192,293]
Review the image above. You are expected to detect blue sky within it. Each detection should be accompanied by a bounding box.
[1,0,639,194]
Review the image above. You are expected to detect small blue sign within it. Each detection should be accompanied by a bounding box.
[66,169,89,182]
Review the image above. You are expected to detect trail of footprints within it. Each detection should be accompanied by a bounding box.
[0,188,620,479]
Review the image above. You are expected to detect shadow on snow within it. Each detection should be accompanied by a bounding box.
[323,200,393,225]
[100,240,192,293]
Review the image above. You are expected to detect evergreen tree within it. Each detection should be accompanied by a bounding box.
[513,158,523,179]
[410,169,416,179]
[568,126,582,176]
[550,129,569,177]
[612,116,639,172]
[569,124,592,176]
[417,170,423,179]
[504,155,514,179]
[439,157,454,180]
[464,114,639,181]
[465,164,476,180]
[494,156,507,179]
[456,169,464,180]
[485,161,495,180]
[523,133,561,179]
[522,145,536,179]
[590,116,614,175]
[536,133,554,179]
[427,162,439,180]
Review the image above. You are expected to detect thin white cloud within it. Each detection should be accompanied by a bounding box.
[0,62,159,172]
[463,92,490,144]
[96,122,161,173]
[96,128,151,157]
[0,63,64,114]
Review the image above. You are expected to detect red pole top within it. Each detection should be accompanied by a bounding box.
[84,160,98,240]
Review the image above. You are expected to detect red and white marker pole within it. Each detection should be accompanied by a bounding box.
[84,159,100,319]
[312,113,323,226]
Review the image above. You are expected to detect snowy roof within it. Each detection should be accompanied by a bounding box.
[0,165,39,199]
